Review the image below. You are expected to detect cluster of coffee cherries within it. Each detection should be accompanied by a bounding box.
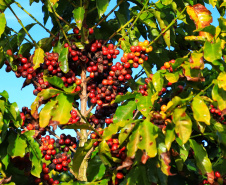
[210,105,226,125]
[20,106,46,139]
[200,171,226,185]
[120,40,151,68]
[67,109,80,125]
[88,103,117,128]
[4,51,36,80]
[56,134,77,152]
[40,135,57,160]
[51,153,72,172]
[34,163,59,185]
[160,59,175,71]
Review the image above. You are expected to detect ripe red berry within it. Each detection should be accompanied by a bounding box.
[73,27,79,34]
[116,172,124,179]
[215,171,221,178]
[89,28,94,35]
[56,164,62,171]
[6,49,13,56]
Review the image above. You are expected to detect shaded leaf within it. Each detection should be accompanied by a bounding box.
[189,139,213,174]
[96,0,109,18]
[98,140,112,166]
[7,133,27,158]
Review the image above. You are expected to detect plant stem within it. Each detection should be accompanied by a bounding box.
[8,5,39,48]
[148,6,187,47]
[104,17,135,45]
[92,0,124,29]
[14,1,55,37]
[196,82,214,97]
[115,0,149,47]
[50,4,71,46]
[9,27,34,45]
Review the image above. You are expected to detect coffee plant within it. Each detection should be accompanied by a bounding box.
[0,0,226,184]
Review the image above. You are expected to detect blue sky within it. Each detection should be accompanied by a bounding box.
[0,0,221,110]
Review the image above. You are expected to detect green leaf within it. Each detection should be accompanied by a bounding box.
[7,133,27,158]
[103,119,131,140]
[98,140,112,166]
[96,0,109,18]
[127,123,140,158]
[120,39,131,53]
[171,58,187,71]
[217,72,226,91]
[153,10,170,49]
[17,23,35,46]
[113,100,136,124]
[0,13,6,38]
[38,37,54,52]
[18,43,33,56]
[121,165,150,185]
[173,107,192,144]
[204,40,222,62]
[212,84,226,111]
[44,76,76,93]
[138,120,158,158]
[165,72,179,83]
[72,140,95,178]
[33,48,44,70]
[135,93,153,117]
[209,0,217,8]
[165,122,175,151]
[87,155,106,182]
[39,99,57,128]
[58,47,69,73]
[112,92,138,104]
[0,0,15,11]
[141,61,153,77]
[51,93,73,124]
[31,88,62,116]
[73,7,85,30]
[192,96,210,125]
[152,71,164,92]
[23,131,42,178]
[189,139,213,174]
[119,119,141,145]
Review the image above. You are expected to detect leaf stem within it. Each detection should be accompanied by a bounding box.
[196,82,214,97]
[9,27,33,45]
[116,0,149,47]
[105,17,135,45]
[50,4,71,46]
[148,7,187,47]
[92,0,124,29]
[14,1,55,37]
[8,5,39,48]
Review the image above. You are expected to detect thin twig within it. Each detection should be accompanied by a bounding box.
[104,17,135,45]
[92,0,124,29]
[8,5,39,48]
[133,109,139,119]
[50,3,71,46]
[15,1,55,37]
[66,0,77,8]
[85,104,95,117]
[148,7,187,46]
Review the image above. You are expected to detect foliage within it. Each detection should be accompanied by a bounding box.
[0,0,226,185]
